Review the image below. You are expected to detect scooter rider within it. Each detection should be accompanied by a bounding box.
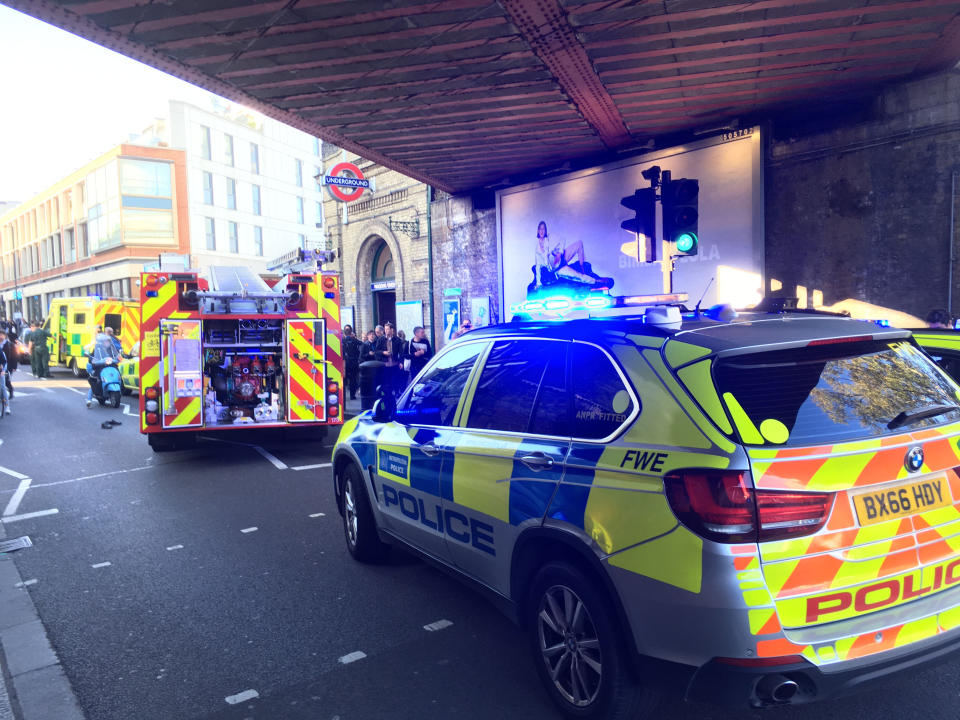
[86,332,120,409]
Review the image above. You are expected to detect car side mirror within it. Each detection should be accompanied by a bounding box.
[372,393,396,423]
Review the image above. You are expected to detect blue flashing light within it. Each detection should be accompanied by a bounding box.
[583,296,612,309]
[873,319,891,328]
[524,301,545,312]
[145,291,158,298]
[544,298,571,311]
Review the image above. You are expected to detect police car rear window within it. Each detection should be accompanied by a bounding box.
[714,340,960,447]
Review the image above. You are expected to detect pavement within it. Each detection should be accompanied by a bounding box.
[3,370,960,720]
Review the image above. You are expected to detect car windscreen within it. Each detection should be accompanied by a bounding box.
[714,339,960,447]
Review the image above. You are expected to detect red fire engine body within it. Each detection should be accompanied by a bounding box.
[138,266,344,451]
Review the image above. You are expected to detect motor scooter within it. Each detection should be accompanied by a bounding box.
[89,361,123,408]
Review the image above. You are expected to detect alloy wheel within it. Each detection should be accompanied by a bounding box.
[537,584,603,708]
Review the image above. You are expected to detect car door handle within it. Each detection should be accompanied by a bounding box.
[418,444,440,457]
[520,452,554,470]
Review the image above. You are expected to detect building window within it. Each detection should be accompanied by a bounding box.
[78,222,88,258]
[120,159,172,197]
[298,233,306,249]
[313,137,320,156]
[205,217,216,251]
[229,221,239,253]
[295,159,303,187]
[315,201,323,226]
[226,178,236,210]
[203,172,214,205]
[296,196,304,224]
[224,133,234,167]
[254,226,263,256]
[250,142,260,174]
[65,228,76,263]
[200,126,211,160]
[252,184,261,215]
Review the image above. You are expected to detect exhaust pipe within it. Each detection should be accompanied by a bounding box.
[756,674,799,703]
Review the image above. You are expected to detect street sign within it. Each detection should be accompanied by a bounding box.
[322,162,369,202]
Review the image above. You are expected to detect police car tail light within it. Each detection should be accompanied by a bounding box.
[665,471,833,543]
[755,489,833,542]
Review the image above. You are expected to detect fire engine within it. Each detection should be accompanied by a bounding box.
[138,262,344,451]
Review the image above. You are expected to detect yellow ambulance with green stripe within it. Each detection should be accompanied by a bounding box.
[44,297,140,377]
[333,307,960,718]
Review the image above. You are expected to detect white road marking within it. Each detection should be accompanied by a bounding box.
[29,465,151,489]
[0,465,29,481]
[292,463,332,471]
[2,508,59,523]
[166,544,184,551]
[91,562,111,569]
[63,386,85,395]
[423,619,453,632]
[338,651,366,664]
[15,579,37,588]
[309,512,326,518]
[241,527,258,534]
[3,478,32,517]
[224,689,259,705]
[122,402,136,416]
[253,446,287,470]
[37,386,53,394]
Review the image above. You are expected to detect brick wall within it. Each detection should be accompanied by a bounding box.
[766,70,960,320]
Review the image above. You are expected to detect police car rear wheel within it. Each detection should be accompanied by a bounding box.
[528,563,655,719]
[341,464,389,563]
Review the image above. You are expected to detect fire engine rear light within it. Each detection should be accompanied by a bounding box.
[664,470,833,544]
[146,412,159,425]
[327,393,339,405]
[145,387,159,400]
[145,400,159,413]
[327,381,339,393]
[328,405,339,417]
[323,277,336,289]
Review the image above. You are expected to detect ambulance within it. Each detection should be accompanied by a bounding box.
[138,264,344,451]
[44,297,139,377]
[333,298,960,718]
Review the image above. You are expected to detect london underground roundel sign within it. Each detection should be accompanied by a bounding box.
[323,161,370,202]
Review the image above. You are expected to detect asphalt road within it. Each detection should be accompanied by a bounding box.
[1,367,960,720]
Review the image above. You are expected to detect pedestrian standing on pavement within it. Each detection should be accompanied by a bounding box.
[408,326,432,381]
[25,321,40,377]
[0,330,12,413]
[0,328,17,401]
[31,319,52,378]
[361,330,377,362]
[342,325,362,400]
[375,324,384,340]
[375,322,402,395]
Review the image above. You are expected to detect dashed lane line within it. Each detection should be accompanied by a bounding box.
[241,527,258,534]
[91,562,111,569]
[2,508,59,524]
[292,463,332,471]
[166,545,184,551]
[253,446,287,470]
[423,619,453,632]
[14,579,37,588]
[63,386,85,395]
[309,512,326,518]
[27,465,152,490]
[225,690,259,705]
[3,478,32,517]
[338,651,366,664]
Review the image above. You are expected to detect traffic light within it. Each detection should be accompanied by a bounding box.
[620,188,657,262]
[662,178,699,255]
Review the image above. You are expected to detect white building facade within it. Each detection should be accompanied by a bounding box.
[156,100,326,271]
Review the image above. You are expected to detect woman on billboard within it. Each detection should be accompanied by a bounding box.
[532,221,612,294]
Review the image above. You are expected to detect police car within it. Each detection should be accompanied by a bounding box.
[332,303,960,718]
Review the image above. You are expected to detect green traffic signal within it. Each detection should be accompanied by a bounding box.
[675,232,697,253]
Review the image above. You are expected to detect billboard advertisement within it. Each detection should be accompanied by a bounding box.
[497,129,763,315]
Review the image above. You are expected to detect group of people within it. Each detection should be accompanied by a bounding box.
[0,318,55,413]
[341,323,433,399]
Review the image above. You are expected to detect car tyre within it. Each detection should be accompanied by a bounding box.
[70,359,87,378]
[340,463,389,563]
[526,562,657,720]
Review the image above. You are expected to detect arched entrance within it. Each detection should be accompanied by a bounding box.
[370,238,396,326]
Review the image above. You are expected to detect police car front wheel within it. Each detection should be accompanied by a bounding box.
[340,464,389,563]
[527,563,656,719]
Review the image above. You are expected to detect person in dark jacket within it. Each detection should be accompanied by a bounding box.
[342,325,362,400]
[407,326,432,381]
[0,328,17,400]
[374,323,403,395]
[361,330,377,362]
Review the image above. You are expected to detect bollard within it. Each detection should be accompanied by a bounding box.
[359,360,386,411]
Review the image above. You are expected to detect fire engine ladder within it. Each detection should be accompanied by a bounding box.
[197,266,285,314]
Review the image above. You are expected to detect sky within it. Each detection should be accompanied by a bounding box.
[0,5,227,200]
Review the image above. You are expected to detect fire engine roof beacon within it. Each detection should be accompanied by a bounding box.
[332,286,960,719]
[138,257,344,451]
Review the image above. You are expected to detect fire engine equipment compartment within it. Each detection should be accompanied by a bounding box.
[202,319,284,426]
